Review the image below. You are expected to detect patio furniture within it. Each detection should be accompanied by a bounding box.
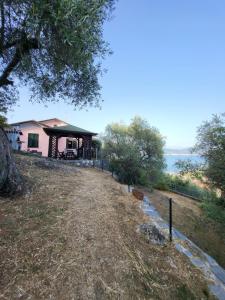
[57,151,65,159]
[65,150,76,160]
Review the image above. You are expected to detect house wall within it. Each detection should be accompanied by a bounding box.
[5,126,21,150]
[17,120,68,157]
[58,137,67,152]
[20,123,50,157]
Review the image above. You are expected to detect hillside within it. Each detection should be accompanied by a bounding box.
[0,154,213,299]
[164,148,193,155]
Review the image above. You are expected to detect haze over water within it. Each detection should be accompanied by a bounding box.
[165,154,203,173]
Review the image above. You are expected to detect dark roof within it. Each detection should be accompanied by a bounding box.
[44,124,97,136]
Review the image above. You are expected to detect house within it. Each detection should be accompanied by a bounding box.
[4,126,23,151]
[6,118,97,159]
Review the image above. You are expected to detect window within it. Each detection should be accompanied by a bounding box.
[66,139,77,149]
[28,133,39,148]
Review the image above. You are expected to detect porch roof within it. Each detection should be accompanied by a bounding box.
[43,124,97,137]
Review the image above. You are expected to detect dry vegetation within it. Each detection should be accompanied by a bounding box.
[144,189,225,269]
[0,154,214,299]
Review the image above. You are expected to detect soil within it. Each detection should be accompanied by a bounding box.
[143,189,225,269]
[0,154,215,299]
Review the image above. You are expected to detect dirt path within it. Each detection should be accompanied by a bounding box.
[0,155,214,299]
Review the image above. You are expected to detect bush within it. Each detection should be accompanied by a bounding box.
[109,157,150,187]
[154,173,171,190]
[201,201,225,225]
[155,173,225,224]
[103,117,165,187]
[155,173,218,202]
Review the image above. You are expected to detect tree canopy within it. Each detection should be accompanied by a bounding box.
[103,116,165,186]
[193,114,225,198]
[174,159,205,181]
[0,0,115,196]
[0,0,115,113]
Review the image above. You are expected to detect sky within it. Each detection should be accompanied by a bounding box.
[7,0,225,148]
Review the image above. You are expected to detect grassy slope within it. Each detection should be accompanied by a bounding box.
[0,154,214,299]
[146,189,225,269]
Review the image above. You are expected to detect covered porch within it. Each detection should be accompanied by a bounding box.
[44,125,97,160]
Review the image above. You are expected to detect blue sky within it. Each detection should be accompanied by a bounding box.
[7,0,225,148]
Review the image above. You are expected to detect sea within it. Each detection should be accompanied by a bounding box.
[165,154,203,173]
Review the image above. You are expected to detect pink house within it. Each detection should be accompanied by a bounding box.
[7,118,97,159]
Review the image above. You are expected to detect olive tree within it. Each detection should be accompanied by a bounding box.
[103,117,165,188]
[174,159,205,181]
[194,114,225,201]
[0,0,115,195]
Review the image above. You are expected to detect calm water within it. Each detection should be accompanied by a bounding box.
[165,155,203,173]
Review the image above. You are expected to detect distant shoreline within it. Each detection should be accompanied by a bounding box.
[164,153,199,156]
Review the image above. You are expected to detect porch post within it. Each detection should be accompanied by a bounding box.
[88,136,92,159]
[77,138,80,158]
[82,135,92,159]
[82,136,86,159]
[48,135,53,157]
[48,135,58,158]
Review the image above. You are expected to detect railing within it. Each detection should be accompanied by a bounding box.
[92,159,110,172]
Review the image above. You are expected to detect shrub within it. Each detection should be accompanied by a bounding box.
[201,201,225,225]
[103,117,165,187]
[155,173,225,224]
[155,173,218,201]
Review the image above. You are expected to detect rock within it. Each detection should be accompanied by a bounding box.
[132,189,144,200]
[139,224,166,245]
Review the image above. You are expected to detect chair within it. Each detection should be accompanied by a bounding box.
[57,151,65,159]
[65,150,76,160]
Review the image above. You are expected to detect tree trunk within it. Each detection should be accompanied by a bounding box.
[0,127,23,195]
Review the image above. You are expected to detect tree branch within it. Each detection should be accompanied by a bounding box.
[2,39,21,50]
[0,37,39,87]
[0,1,5,53]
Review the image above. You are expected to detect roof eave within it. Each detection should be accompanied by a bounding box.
[43,127,97,136]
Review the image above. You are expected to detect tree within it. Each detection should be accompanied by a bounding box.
[0,127,23,194]
[0,0,114,107]
[174,159,205,181]
[194,114,225,200]
[129,116,165,182]
[0,0,115,195]
[103,117,165,187]
[92,138,102,150]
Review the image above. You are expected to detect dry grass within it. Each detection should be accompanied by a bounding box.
[0,154,214,299]
[145,189,225,269]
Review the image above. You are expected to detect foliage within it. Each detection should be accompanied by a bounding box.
[129,117,165,182]
[201,201,225,226]
[92,138,102,150]
[155,168,225,225]
[0,114,7,127]
[155,173,218,202]
[0,0,115,112]
[103,116,165,186]
[174,159,205,180]
[193,114,225,201]
[165,113,225,223]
